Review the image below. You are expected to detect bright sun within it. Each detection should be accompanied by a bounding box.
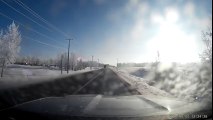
[147,10,198,63]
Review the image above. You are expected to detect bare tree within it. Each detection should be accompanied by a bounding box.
[200,27,212,64]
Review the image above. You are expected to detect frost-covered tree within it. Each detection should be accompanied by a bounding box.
[0,22,21,77]
[199,16,212,64]
[0,30,4,67]
[1,22,21,63]
[76,58,83,70]
[70,52,77,70]
[200,27,212,64]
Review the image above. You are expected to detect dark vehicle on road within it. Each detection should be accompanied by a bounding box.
[103,64,109,68]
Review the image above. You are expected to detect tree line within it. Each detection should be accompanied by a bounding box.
[15,53,103,71]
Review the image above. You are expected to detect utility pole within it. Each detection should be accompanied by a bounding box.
[98,59,99,67]
[157,50,160,62]
[117,58,118,71]
[61,55,63,74]
[66,38,73,74]
[1,58,5,77]
[91,56,93,70]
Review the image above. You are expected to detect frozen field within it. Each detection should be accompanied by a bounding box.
[0,64,94,89]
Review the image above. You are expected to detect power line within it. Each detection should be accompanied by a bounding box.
[0,12,65,47]
[1,0,53,32]
[23,36,66,50]
[13,0,69,38]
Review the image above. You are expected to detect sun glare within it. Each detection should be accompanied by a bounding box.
[147,10,197,63]
[165,9,179,23]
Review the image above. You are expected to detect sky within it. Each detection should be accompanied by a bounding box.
[0,0,212,65]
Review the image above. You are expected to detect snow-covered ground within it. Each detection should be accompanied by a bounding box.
[113,68,173,98]
[117,67,149,82]
[117,63,212,102]
[0,64,95,89]
[0,64,211,103]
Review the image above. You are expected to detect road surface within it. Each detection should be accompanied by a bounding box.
[0,68,139,109]
[74,68,139,95]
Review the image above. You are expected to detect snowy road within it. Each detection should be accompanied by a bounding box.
[73,68,139,95]
[0,68,140,109]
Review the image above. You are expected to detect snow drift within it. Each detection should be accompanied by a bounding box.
[118,63,212,103]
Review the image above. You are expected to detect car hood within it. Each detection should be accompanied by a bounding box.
[0,95,211,119]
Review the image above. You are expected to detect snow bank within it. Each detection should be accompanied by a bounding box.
[117,63,212,103]
[113,68,173,98]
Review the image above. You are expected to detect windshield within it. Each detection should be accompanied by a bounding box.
[0,0,212,119]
